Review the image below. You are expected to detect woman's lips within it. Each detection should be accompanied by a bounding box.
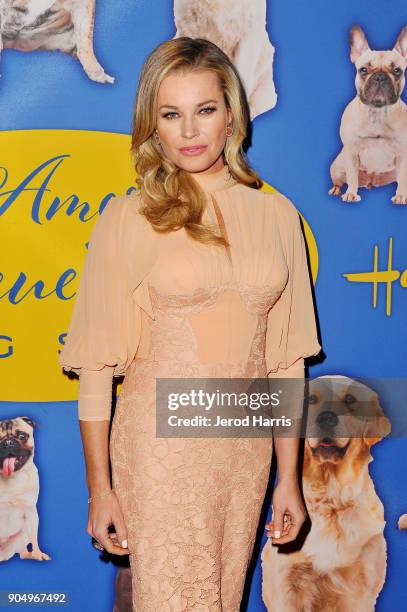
[179,145,208,156]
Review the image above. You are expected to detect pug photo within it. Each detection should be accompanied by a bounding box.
[329,25,407,204]
[262,375,391,612]
[174,0,277,120]
[0,0,114,84]
[0,416,50,562]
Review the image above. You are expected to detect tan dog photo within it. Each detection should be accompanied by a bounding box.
[0,416,50,562]
[0,0,114,83]
[261,375,391,612]
[329,25,407,204]
[174,0,277,120]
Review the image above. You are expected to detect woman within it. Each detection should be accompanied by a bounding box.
[59,37,321,610]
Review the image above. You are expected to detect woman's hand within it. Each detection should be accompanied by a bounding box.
[265,479,308,544]
[87,490,129,556]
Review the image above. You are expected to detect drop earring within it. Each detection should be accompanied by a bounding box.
[226,125,233,137]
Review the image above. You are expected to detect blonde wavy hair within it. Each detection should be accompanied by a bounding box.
[130,37,262,247]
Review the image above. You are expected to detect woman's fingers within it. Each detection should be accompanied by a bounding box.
[111,508,129,550]
[93,525,116,554]
[277,516,302,543]
[271,509,284,539]
[265,517,289,538]
[265,510,303,543]
[108,531,129,551]
[88,495,129,556]
[266,483,308,544]
[93,529,129,556]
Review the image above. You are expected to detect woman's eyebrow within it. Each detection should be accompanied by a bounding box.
[159,99,218,110]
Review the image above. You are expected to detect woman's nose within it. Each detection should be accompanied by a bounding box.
[181,117,199,139]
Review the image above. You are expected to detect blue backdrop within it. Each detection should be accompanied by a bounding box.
[1,1,406,609]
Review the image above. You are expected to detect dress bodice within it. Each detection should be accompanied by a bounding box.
[136,166,289,367]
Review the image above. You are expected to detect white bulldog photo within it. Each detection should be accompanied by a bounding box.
[0,0,114,83]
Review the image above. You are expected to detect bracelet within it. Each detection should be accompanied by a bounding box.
[88,489,113,504]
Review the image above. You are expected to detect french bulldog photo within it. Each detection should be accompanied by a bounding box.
[329,25,407,204]
[0,416,50,562]
[262,375,391,612]
[174,0,277,120]
[0,0,114,84]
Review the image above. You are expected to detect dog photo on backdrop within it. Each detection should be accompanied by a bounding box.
[174,0,277,119]
[0,416,50,562]
[0,0,114,83]
[0,0,277,122]
[261,376,391,612]
[329,25,407,204]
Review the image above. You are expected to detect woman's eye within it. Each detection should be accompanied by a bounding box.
[162,107,217,120]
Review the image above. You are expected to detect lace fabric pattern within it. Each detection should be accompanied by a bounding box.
[110,281,275,611]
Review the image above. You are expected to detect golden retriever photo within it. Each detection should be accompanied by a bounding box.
[261,375,391,611]
[174,0,277,119]
[0,0,114,83]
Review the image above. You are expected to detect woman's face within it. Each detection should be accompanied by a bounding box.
[155,69,232,175]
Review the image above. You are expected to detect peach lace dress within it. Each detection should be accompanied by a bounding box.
[59,165,321,611]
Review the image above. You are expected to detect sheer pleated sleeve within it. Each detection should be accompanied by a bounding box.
[59,196,141,377]
[265,192,322,379]
[58,195,145,420]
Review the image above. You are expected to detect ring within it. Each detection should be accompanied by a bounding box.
[93,541,104,551]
